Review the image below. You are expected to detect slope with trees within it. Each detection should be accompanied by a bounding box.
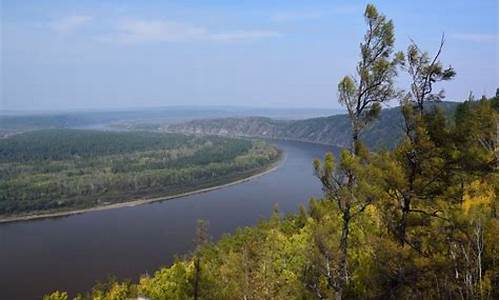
[43,4,498,300]
[125,101,460,150]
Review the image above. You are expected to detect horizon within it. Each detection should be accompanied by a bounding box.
[0,104,346,114]
[2,98,478,116]
[1,0,498,111]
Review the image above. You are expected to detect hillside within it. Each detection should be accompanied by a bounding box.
[0,107,342,138]
[153,102,460,149]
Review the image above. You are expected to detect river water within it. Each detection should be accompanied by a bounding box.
[0,140,337,299]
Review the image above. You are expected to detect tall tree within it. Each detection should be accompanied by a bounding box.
[338,3,403,154]
[193,220,208,300]
[395,35,456,245]
[313,4,401,299]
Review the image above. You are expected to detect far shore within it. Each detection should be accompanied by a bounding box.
[0,153,286,224]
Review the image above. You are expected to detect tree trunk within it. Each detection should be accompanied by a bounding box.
[193,256,201,300]
[352,124,360,156]
[399,195,410,246]
[337,205,351,299]
[332,120,358,299]
[399,134,417,246]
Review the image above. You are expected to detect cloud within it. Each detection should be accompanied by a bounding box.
[451,33,497,43]
[270,11,324,22]
[115,20,206,42]
[209,30,281,41]
[49,15,92,34]
[100,20,281,44]
[270,4,358,22]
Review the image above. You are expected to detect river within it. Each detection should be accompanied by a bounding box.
[0,140,337,299]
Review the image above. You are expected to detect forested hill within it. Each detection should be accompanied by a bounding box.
[156,101,460,149]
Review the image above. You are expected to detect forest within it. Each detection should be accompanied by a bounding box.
[0,129,280,217]
[43,4,498,300]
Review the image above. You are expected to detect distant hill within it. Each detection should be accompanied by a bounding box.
[0,106,343,139]
[159,102,460,149]
[0,106,343,130]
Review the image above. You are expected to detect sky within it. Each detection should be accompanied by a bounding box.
[1,0,498,111]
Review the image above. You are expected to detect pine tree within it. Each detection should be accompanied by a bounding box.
[395,35,456,245]
[312,4,402,298]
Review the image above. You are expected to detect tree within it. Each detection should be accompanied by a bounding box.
[403,35,456,115]
[42,291,69,300]
[338,4,403,153]
[193,219,209,300]
[391,35,456,246]
[313,4,402,298]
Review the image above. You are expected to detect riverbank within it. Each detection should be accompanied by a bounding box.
[0,152,285,224]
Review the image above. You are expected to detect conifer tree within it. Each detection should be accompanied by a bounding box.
[395,36,456,245]
[313,4,402,298]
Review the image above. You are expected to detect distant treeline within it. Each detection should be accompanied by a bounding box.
[0,129,280,216]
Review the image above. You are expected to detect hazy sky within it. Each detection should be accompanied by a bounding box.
[1,0,498,111]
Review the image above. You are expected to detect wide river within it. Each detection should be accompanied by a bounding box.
[0,140,337,299]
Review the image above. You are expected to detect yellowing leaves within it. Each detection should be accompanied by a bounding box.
[462,180,495,214]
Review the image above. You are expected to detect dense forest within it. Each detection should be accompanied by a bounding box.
[44,4,497,300]
[0,129,280,217]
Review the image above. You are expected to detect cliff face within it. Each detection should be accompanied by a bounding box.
[160,102,459,149]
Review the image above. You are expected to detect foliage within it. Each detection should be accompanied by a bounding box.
[43,291,69,300]
[337,4,402,149]
[0,129,280,216]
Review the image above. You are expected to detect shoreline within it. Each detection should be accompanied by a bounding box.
[0,153,286,224]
